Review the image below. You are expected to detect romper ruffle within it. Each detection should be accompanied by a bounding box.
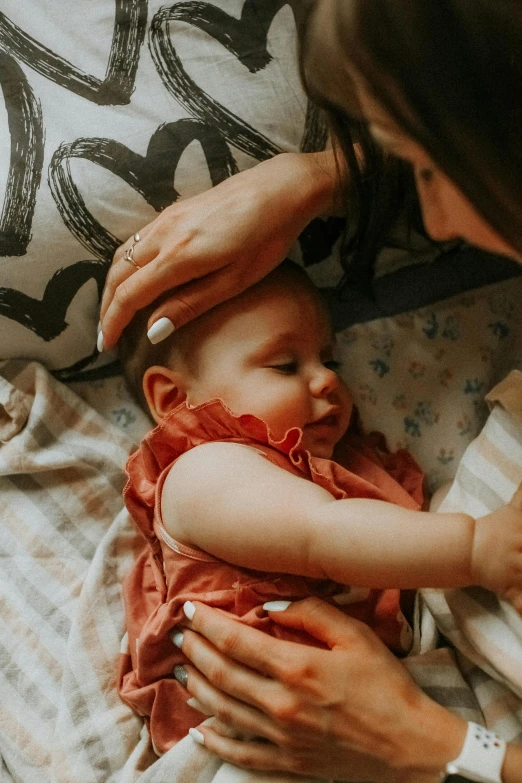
[119,399,424,755]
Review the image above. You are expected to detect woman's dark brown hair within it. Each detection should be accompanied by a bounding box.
[300,0,522,257]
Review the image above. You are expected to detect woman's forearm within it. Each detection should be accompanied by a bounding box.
[275,148,344,220]
[502,743,522,783]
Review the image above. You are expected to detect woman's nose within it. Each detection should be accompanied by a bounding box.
[421,205,459,243]
[417,182,460,243]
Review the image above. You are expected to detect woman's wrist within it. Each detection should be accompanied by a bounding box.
[273,149,343,220]
[501,742,522,783]
[388,684,469,777]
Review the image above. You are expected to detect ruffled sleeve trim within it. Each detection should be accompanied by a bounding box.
[123,398,424,546]
[123,399,306,543]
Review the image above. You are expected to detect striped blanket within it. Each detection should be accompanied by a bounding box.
[0,360,520,783]
[415,370,522,741]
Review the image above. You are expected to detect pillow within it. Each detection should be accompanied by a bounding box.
[5,0,521,486]
[0,0,341,379]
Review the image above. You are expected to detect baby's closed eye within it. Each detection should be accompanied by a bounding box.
[269,361,299,374]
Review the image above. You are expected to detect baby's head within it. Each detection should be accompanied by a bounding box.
[120,262,352,458]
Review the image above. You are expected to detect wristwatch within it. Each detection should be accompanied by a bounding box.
[441,722,506,783]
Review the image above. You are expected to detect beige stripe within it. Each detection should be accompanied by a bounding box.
[481,691,522,728]
[0,707,51,767]
[0,498,80,584]
[0,602,62,683]
[477,430,522,487]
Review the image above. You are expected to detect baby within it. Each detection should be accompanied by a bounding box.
[118,260,522,755]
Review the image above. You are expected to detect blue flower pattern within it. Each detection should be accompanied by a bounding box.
[337,277,522,491]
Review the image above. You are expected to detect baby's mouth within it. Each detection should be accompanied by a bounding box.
[305,410,341,430]
[314,414,338,427]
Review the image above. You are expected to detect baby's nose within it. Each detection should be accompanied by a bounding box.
[310,366,339,396]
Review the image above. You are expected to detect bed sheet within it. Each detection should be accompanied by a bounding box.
[0,359,521,783]
[416,371,522,740]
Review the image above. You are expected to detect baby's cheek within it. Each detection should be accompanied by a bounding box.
[341,390,354,429]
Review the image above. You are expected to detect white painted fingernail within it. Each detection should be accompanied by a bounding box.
[183,600,196,620]
[263,600,292,612]
[189,727,205,745]
[171,631,184,649]
[147,317,175,344]
[97,330,104,353]
[187,697,211,714]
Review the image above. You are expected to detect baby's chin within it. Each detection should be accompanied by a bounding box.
[302,437,336,460]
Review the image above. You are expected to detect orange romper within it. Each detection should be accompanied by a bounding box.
[119,399,424,755]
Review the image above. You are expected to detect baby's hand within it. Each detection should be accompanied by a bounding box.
[471,483,522,613]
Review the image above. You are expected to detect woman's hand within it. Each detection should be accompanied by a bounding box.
[98,151,338,351]
[175,598,467,781]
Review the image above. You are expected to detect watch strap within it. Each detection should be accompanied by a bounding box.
[443,722,506,783]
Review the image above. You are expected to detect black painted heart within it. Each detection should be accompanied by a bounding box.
[48,119,239,261]
[0,50,43,257]
[149,0,290,161]
[148,0,342,261]
[0,1,147,105]
[0,260,107,341]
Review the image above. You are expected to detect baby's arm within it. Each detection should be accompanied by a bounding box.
[161,442,522,595]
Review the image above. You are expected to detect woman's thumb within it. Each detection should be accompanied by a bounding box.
[264,597,367,649]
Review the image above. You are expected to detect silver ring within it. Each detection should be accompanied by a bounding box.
[123,245,141,270]
[174,665,188,688]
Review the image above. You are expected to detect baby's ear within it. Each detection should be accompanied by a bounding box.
[143,366,187,424]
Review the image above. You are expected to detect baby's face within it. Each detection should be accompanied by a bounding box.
[183,279,353,459]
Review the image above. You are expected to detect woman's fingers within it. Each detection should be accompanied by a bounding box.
[99,259,174,349]
[180,626,294,715]
[180,661,291,745]
[100,235,216,349]
[185,599,373,679]
[193,725,396,782]
[192,727,298,776]
[100,227,154,319]
[183,602,308,682]
[100,256,250,351]
[265,596,372,650]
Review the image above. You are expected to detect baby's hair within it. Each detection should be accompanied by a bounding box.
[119,260,328,413]
[118,294,187,412]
